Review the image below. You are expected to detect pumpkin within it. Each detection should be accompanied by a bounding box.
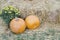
[25,15,40,30]
[10,18,26,34]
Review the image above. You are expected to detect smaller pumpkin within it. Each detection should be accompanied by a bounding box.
[10,18,26,34]
[25,15,40,30]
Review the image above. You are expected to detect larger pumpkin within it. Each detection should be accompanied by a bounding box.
[10,18,26,34]
[25,15,40,30]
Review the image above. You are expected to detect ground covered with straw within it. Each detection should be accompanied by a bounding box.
[0,0,60,40]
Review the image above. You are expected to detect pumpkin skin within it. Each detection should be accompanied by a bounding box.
[25,15,40,30]
[10,18,26,34]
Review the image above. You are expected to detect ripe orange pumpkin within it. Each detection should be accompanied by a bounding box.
[10,18,26,34]
[25,15,40,30]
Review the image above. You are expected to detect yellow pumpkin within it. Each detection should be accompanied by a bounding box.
[10,18,26,34]
[25,15,40,30]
